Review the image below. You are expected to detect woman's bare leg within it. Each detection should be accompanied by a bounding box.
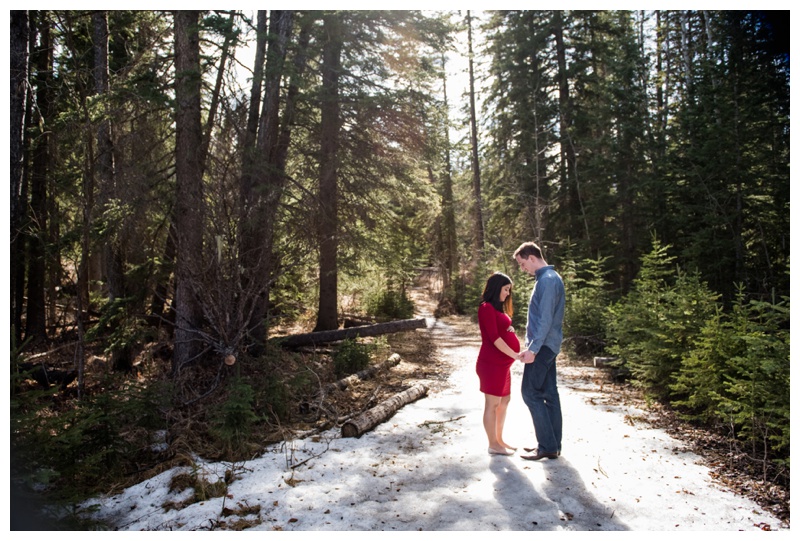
[483,393,505,452]
[495,394,515,449]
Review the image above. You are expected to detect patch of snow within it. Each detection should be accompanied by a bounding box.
[79,313,787,532]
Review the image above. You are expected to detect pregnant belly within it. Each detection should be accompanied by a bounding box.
[505,331,520,353]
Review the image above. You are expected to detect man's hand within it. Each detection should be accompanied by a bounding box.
[519,350,535,364]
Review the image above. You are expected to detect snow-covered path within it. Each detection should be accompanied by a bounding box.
[81,297,787,531]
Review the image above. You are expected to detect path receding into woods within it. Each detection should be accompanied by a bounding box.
[79,286,787,531]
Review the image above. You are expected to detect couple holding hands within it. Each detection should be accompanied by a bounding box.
[476,242,565,461]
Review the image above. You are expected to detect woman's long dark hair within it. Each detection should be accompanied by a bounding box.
[481,272,513,317]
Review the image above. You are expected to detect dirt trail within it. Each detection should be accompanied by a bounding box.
[81,285,787,531]
[390,285,788,531]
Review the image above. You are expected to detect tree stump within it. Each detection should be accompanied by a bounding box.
[341,383,428,438]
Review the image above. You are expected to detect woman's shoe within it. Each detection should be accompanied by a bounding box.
[488,447,515,456]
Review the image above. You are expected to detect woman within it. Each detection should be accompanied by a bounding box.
[476,272,521,455]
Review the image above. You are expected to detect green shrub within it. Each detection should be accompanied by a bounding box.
[85,296,154,371]
[366,289,415,320]
[605,237,718,397]
[723,296,790,457]
[245,345,302,423]
[673,288,790,456]
[210,377,259,449]
[11,374,171,505]
[333,339,372,378]
[561,255,612,358]
[255,375,290,422]
[669,306,731,421]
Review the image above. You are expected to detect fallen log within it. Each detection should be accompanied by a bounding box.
[17,361,77,389]
[276,318,427,348]
[323,353,402,395]
[341,383,428,438]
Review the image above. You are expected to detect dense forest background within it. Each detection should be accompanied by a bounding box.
[9,10,789,525]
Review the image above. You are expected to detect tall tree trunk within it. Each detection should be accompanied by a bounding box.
[466,11,484,258]
[94,10,119,300]
[173,10,205,374]
[212,9,266,347]
[659,11,670,140]
[240,10,294,350]
[151,11,242,324]
[93,10,131,371]
[25,11,53,343]
[314,12,343,332]
[201,10,236,168]
[257,11,293,165]
[10,10,30,343]
[554,11,586,244]
[439,51,458,308]
[244,10,268,151]
[274,13,312,173]
[76,135,95,397]
[680,11,693,104]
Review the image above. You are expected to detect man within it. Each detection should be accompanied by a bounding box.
[514,241,565,461]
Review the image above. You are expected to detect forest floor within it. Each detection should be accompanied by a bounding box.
[75,282,789,532]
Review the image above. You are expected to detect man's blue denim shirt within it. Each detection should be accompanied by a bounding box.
[525,265,565,355]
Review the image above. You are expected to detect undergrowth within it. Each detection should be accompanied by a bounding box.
[9,330,390,529]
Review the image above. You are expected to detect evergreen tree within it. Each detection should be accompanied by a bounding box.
[672,288,790,460]
[482,11,559,249]
[25,10,53,343]
[658,11,789,302]
[314,11,344,332]
[10,10,30,342]
[173,10,205,374]
[605,237,719,397]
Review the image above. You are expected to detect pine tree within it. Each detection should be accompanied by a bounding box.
[606,236,718,397]
[314,11,344,332]
[172,10,205,374]
[10,10,30,342]
[482,11,559,248]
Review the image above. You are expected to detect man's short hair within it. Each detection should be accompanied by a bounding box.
[513,241,543,260]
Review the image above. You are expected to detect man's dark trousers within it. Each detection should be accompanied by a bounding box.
[521,345,562,454]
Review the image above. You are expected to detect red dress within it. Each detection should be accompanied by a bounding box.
[476,302,520,396]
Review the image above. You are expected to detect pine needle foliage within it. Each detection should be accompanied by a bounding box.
[605,236,719,397]
[11,375,172,511]
[672,287,790,457]
[560,252,612,358]
[333,339,373,378]
[210,377,260,451]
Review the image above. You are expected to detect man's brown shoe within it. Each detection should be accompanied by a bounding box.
[520,449,559,461]
[524,447,560,457]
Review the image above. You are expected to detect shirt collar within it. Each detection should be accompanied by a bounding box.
[535,265,553,279]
